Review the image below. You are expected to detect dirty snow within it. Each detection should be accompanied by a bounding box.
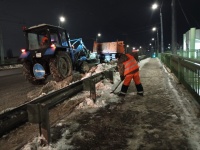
[1,58,200,150]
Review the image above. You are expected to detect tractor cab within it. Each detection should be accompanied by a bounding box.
[21,24,71,55]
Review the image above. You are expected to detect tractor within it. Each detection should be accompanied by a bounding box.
[19,24,93,85]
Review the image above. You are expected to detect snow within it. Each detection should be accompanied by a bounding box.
[0,64,22,70]
[2,58,200,149]
[165,70,200,149]
[20,60,150,150]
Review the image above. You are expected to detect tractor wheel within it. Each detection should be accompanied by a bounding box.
[22,61,46,85]
[79,61,90,74]
[49,51,73,82]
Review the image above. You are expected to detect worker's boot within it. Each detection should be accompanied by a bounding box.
[137,92,144,96]
[136,84,144,96]
[118,85,128,97]
[118,92,126,97]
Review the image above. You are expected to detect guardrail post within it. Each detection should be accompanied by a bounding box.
[104,70,114,84]
[177,57,181,83]
[40,104,51,144]
[27,103,51,145]
[89,79,96,102]
[83,79,96,102]
[170,55,172,72]
[83,70,114,102]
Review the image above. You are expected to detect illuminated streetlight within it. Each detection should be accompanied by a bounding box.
[152,27,159,56]
[152,38,156,52]
[96,33,101,42]
[152,27,156,32]
[152,3,158,9]
[126,45,129,53]
[59,16,65,27]
[152,2,164,53]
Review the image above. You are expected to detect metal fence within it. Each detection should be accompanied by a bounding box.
[0,57,20,66]
[161,53,200,103]
[164,49,200,59]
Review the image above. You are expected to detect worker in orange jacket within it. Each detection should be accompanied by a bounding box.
[115,52,144,96]
[41,35,49,48]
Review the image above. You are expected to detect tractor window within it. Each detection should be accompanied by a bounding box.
[39,34,49,48]
[50,33,60,46]
[28,33,40,50]
[60,31,68,46]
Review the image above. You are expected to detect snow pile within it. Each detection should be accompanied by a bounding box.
[0,64,22,70]
[27,63,116,100]
[21,62,123,150]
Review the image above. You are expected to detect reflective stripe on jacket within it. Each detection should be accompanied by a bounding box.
[123,54,139,76]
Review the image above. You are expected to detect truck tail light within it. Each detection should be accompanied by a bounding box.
[21,49,26,53]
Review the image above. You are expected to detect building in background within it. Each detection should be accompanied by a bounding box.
[183,28,200,58]
[183,28,200,50]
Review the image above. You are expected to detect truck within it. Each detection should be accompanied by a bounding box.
[93,41,125,63]
[19,24,95,85]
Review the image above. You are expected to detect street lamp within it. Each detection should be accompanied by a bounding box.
[0,27,4,64]
[96,33,101,42]
[152,38,156,52]
[152,27,159,56]
[59,16,65,27]
[152,3,164,53]
[126,45,129,53]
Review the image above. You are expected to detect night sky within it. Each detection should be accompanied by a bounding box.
[0,0,199,56]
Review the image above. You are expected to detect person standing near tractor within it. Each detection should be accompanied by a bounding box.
[115,52,144,97]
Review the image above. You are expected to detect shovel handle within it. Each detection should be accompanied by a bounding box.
[110,80,123,93]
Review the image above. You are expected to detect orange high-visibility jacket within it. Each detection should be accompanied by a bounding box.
[42,37,48,43]
[123,54,139,76]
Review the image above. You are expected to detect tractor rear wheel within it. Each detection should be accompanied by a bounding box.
[49,51,73,82]
[22,61,46,85]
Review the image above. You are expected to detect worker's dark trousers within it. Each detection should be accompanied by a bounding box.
[121,84,143,93]
[121,72,144,94]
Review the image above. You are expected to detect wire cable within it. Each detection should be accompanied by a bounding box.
[177,0,191,27]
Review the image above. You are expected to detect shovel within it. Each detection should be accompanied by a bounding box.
[110,80,123,93]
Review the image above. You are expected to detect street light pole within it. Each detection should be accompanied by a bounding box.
[171,0,177,54]
[59,16,65,27]
[152,27,159,57]
[160,7,164,53]
[96,33,101,42]
[152,38,156,53]
[152,3,164,53]
[0,26,4,64]
[126,45,129,53]
[156,28,159,55]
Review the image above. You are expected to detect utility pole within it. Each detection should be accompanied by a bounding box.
[171,0,177,54]
[0,25,4,64]
[160,7,164,53]
[156,28,159,56]
[151,2,164,53]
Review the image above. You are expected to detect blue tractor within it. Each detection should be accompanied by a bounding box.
[19,24,92,84]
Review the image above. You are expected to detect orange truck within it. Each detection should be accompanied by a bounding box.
[93,41,125,62]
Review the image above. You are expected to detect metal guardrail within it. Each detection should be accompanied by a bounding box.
[161,53,200,102]
[0,58,21,66]
[0,68,114,138]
